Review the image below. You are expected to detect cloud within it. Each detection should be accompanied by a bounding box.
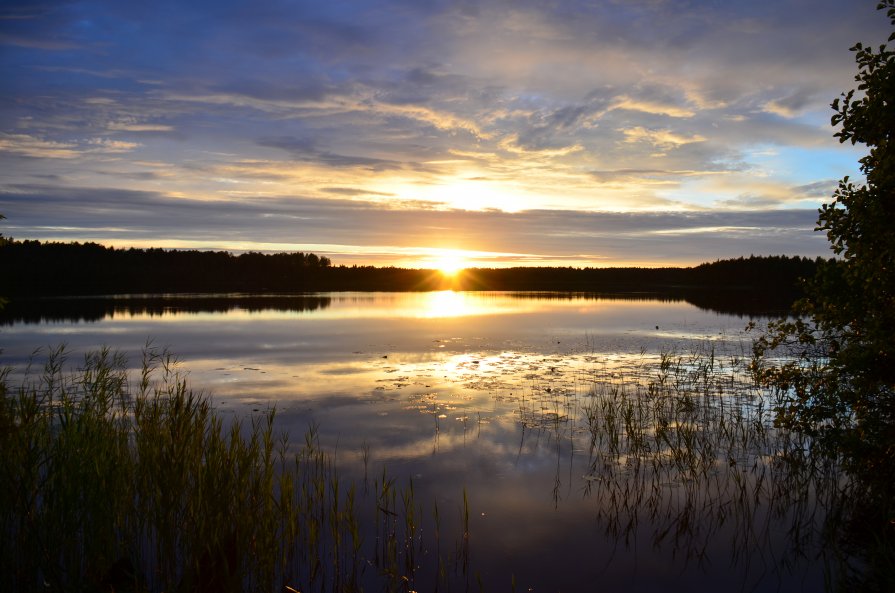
[500,102,599,153]
[610,97,695,119]
[0,0,882,264]
[106,122,174,132]
[717,178,840,208]
[622,127,706,149]
[85,138,141,153]
[1,184,830,266]
[500,135,584,157]
[321,187,396,197]
[256,136,407,171]
[0,133,140,160]
[0,133,80,159]
[0,33,78,50]
[589,168,708,182]
[763,88,825,118]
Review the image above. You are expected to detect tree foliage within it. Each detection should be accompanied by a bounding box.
[752,5,895,587]
[755,1,895,436]
[817,1,895,395]
[0,213,6,312]
[0,240,332,295]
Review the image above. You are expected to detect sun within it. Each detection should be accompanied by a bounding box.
[420,248,470,277]
[432,253,467,277]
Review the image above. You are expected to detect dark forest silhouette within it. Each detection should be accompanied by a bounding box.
[1,239,818,314]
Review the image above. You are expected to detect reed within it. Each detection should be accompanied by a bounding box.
[513,342,886,591]
[0,345,462,593]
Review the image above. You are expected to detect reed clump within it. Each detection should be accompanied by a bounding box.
[565,344,883,591]
[513,341,881,589]
[0,345,458,593]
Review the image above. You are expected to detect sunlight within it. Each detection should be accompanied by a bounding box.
[418,290,474,318]
[432,252,467,277]
[420,290,475,318]
[427,179,532,212]
[418,248,471,277]
[382,175,536,212]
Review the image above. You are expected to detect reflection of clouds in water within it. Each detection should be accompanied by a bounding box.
[249,348,662,464]
[317,364,370,376]
[1,293,755,369]
[2,294,827,590]
[2,298,754,471]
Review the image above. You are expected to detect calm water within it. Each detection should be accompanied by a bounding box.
[1,292,831,592]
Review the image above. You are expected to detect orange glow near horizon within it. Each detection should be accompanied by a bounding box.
[420,248,472,277]
[47,237,704,269]
[433,254,467,277]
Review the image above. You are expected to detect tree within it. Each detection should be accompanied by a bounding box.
[0,213,6,312]
[755,0,895,437]
[752,4,895,587]
[817,0,895,398]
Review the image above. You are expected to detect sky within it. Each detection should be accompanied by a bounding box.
[0,0,889,269]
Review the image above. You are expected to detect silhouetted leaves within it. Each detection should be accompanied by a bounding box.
[753,3,895,589]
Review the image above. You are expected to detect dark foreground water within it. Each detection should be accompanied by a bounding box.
[2,292,838,592]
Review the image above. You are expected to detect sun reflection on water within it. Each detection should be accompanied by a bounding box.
[416,290,477,318]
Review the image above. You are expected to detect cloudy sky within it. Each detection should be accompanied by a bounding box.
[0,0,888,268]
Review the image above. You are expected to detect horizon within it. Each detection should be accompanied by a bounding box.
[1,236,819,274]
[1,1,888,268]
[0,235,824,269]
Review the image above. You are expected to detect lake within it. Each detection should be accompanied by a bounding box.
[1,292,836,592]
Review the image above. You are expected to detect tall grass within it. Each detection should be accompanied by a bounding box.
[0,345,467,593]
[579,346,842,574]
[513,342,888,591]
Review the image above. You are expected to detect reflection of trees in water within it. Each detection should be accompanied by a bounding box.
[514,347,867,589]
[1,289,789,327]
[503,289,794,317]
[0,294,332,325]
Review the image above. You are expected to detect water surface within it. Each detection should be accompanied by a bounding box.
[2,292,831,592]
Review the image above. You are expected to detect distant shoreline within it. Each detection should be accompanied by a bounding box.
[1,239,820,317]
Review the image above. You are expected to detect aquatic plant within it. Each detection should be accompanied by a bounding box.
[0,345,470,593]
[509,339,894,591]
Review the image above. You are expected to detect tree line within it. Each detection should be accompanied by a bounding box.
[1,240,332,295]
[1,238,818,305]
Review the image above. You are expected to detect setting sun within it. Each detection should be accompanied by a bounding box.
[434,254,466,277]
[419,248,471,277]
